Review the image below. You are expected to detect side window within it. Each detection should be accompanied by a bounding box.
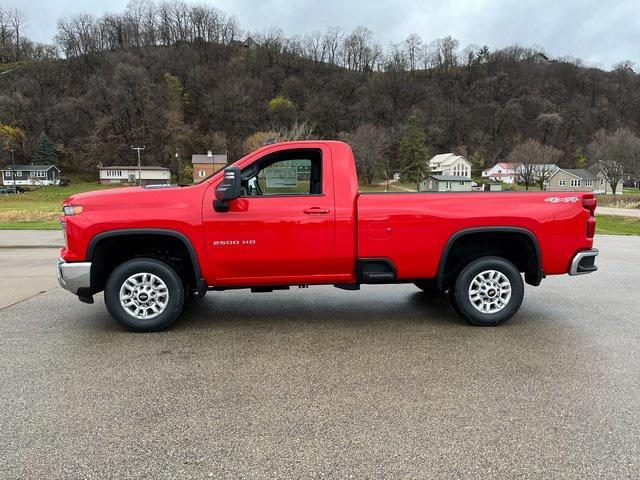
[242,149,322,197]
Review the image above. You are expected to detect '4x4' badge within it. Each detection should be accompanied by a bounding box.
[544,196,579,203]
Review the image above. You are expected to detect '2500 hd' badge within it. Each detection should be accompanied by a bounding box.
[213,240,256,246]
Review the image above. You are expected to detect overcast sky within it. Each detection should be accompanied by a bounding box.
[6,0,640,69]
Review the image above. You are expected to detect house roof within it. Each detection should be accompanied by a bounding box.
[430,174,472,182]
[1,164,60,171]
[484,163,516,173]
[429,153,470,167]
[98,166,170,171]
[191,153,228,165]
[520,164,559,171]
[551,168,598,180]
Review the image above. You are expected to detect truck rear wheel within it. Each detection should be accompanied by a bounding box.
[104,258,185,332]
[449,256,524,326]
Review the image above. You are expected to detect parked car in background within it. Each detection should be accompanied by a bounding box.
[0,186,26,194]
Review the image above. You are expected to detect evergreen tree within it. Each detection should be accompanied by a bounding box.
[32,132,58,165]
[398,117,429,190]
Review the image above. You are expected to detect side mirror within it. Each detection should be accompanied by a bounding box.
[214,166,241,212]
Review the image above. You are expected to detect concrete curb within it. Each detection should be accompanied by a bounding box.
[0,244,63,249]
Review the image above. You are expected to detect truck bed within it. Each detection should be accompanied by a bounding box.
[357,191,595,279]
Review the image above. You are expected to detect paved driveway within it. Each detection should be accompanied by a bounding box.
[1,236,639,478]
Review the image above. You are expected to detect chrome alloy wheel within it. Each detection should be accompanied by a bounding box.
[468,269,512,314]
[119,272,169,320]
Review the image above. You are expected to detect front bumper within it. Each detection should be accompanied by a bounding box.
[57,257,92,294]
[569,248,598,275]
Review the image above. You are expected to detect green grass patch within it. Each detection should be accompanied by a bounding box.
[596,214,640,236]
[0,220,60,230]
[0,178,121,229]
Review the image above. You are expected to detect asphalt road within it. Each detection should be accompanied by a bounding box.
[1,235,639,479]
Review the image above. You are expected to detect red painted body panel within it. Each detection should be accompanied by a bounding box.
[357,191,594,278]
[200,141,358,286]
[60,140,594,288]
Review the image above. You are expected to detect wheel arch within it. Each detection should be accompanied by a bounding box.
[86,228,205,294]
[436,226,543,290]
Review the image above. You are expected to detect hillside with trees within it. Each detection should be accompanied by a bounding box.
[0,2,639,183]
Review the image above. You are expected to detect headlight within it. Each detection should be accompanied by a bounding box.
[63,205,83,216]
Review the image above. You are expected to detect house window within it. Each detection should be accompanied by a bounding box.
[585,180,593,187]
[459,181,465,186]
[5,171,11,178]
[16,171,22,177]
[36,170,46,178]
[570,179,581,187]
[446,181,452,189]
[600,179,604,185]
[198,170,206,177]
[559,180,566,186]
[106,170,122,177]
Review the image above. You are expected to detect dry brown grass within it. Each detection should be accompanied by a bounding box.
[0,210,60,222]
[596,194,640,209]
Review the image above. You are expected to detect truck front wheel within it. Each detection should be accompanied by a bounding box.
[449,256,524,326]
[104,258,185,332]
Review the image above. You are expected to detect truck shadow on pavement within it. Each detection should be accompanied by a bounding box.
[170,288,470,333]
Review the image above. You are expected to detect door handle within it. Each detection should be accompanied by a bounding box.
[303,207,330,214]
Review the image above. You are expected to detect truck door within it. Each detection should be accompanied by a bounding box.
[202,146,339,285]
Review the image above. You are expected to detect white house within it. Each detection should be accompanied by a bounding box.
[428,153,472,178]
[482,163,517,184]
[420,175,473,192]
[98,166,171,185]
[1,164,61,186]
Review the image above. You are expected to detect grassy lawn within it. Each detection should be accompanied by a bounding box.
[596,215,640,236]
[0,179,121,230]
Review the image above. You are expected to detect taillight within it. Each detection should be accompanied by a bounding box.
[583,195,596,238]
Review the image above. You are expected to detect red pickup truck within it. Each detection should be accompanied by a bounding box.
[57,141,598,331]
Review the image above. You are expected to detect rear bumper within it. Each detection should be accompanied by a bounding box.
[57,257,92,294]
[569,248,598,275]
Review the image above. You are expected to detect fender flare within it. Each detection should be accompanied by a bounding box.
[87,228,206,292]
[436,226,543,289]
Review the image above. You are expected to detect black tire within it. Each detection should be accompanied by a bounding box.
[449,256,524,326]
[104,258,185,332]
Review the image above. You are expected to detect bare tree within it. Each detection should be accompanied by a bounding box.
[588,128,640,193]
[7,7,25,61]
[0,7,13,62]
[403,33,422,71]
[302,30,325,63]
[510,139,562,190]
[322,26,342,66]
[343,124,389,184]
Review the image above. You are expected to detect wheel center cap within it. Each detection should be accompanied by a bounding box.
[487,288,497,298]
[138,293,149,302]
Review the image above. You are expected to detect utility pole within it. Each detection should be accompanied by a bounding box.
[9,148,15,187]
[175,152,182,183]
[131,146,145,186]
